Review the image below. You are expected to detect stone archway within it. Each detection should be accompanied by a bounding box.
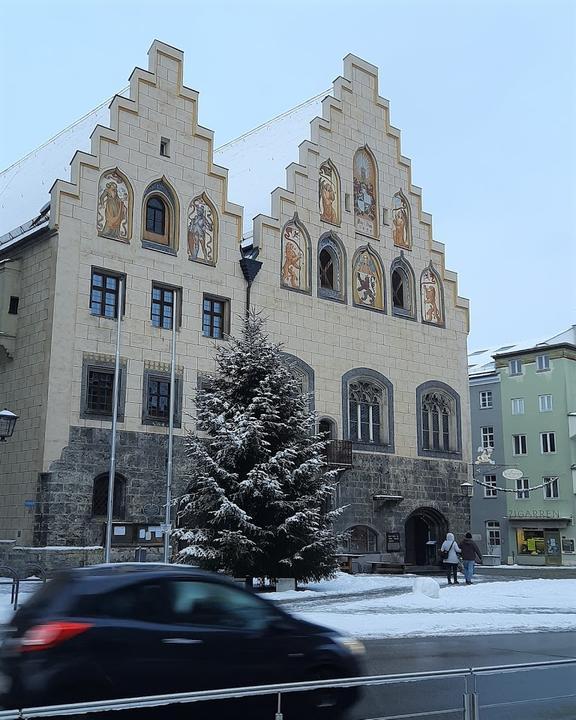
[404,507,448,566]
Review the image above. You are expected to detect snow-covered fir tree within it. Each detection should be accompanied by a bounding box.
[174,311,341,582]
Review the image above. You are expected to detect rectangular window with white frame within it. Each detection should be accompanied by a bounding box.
[540,432,556,454]
[479,391,493,409]
[511,398,524,415]
[538,394,553,412]
[543,477,559,499]
[516,477,529,499]
[481,426,495,448]
[512,434,527,455]
[508,359,522,376]
[483,474,497,498]
[536,354,550,372]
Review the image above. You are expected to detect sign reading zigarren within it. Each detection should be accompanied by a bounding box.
[508,509,562,519]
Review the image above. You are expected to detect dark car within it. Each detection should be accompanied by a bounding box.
[0,564,364,718]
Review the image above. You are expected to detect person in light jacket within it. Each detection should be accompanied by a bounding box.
[440,532,461,585]
[460,532,483,584]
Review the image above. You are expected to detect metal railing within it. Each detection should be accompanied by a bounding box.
[326,439,353,466]
[0,658,574,720]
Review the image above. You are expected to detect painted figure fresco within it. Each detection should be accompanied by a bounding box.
[353,247,384,310]
[97,170,131,241]
[319,160,340,225]
[281,217,309,292]
[392,192,411,249]
[421,266,443,324]
[353,147,378,237]
[188,194,217,264]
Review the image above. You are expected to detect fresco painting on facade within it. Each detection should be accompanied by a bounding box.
[187,194,217,265]
[319,160,340,226]
[353,247,384,310]
[392,191,411,250]
[97,169,131,241]
[281,217,309,292]
[422,266,443,325]
[353,147,378,237]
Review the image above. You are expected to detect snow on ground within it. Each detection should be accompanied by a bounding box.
[265,572,415,600]
[290,577,576,639]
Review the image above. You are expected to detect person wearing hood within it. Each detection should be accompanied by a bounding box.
[460,532,483,584]
[440,532,461,585]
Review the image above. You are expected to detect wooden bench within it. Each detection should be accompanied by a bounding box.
[369,562,406,574]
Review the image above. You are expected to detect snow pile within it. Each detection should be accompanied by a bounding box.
[266,572,415,600]
[412,576,440,599]
[296,579,576,638]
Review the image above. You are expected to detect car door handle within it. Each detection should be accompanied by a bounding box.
[162,638,204,645]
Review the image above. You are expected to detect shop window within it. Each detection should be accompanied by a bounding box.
[562,537,575,554]
[516,529,544,556]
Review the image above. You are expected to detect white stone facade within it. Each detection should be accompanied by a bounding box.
[0,42,470,564]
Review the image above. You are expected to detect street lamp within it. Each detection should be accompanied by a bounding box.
[460,481,474,498]
[0,409,18,441]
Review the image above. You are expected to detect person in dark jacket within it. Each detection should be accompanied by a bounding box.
[460,532,483,584]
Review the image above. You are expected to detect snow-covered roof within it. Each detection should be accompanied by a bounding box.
[0,88,328,240]
[468,326,576,376]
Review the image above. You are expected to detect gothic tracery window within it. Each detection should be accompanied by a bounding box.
[416,383,461,458]
[349,381,384,444]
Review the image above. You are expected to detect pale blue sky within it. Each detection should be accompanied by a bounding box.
[1,0,574,350]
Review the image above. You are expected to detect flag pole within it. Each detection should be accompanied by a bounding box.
[163,290,178,563]
[104,276,123,564]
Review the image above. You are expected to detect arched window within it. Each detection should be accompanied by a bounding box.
[92,473,127,519]
[353,146,378,238]
[352,246,385,311]
[97,168,133,242]
[317,232,346,302]
[342,368,394,451]
[345,525,378,554]
[416,382,462,459]
[319,417,337,439]
[421,264,444,326]
[146,197,166,235]
[281,214,311,293]
[281,353,315,412]
[391,255,416,318]
[319,160,341,226]
[142,178,178,252]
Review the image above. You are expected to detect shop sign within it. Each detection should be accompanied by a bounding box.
[508,509,560,519]
[386,532,401,552]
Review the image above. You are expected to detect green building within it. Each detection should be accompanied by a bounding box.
[495,326,576,565]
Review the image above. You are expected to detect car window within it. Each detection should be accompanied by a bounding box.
[73,581,168,623]
[167,581,277,631]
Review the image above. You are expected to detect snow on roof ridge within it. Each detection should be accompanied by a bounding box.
[215,89,331,153]
[1,89,128,175]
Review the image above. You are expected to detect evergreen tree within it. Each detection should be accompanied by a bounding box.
[174,311,341,582]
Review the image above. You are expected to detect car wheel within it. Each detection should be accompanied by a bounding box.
[303,666,351,720]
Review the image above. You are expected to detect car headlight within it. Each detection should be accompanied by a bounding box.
[334,635,366,656]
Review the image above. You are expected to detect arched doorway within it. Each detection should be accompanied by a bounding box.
[404,507,448,566]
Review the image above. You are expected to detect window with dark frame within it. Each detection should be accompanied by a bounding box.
[146,196,166,236]
[151,285,175,329]
[392,269,405,309]
[147,376,171,421]
[344,525,378,554]
[422,392,453,452]
[319,248,335,289]
[349,381,383,444]
[202,296,227,339]
[90,270,121,318]
[87,368,116,415]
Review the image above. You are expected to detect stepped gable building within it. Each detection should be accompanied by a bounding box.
[0,42,471,571]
